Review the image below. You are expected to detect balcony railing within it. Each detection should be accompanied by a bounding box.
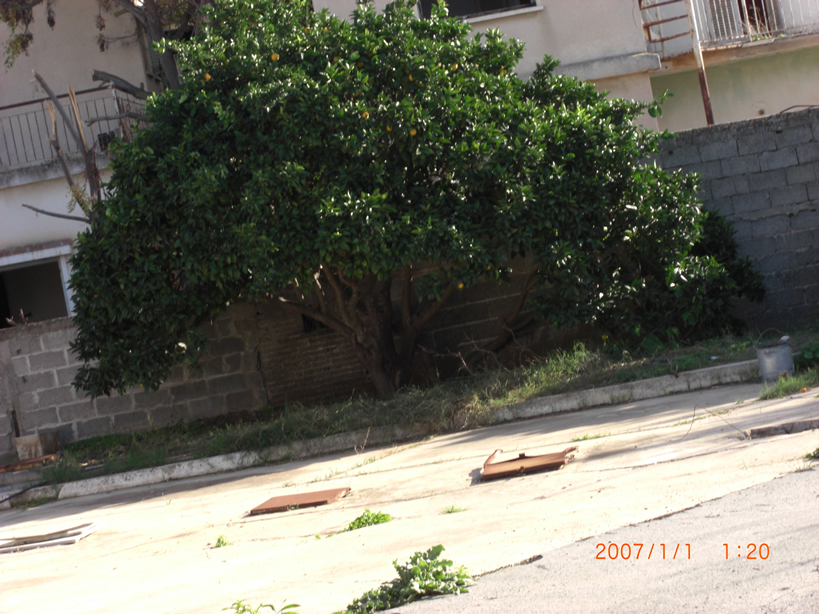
[0,86,146,172]
[641,0,819,58]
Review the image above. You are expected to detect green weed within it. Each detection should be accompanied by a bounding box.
[341,510,392,533]
[214,535,229,548]
[441,505,465,514]
[341,545,472,614]
[224,600,299,614]
[571,431,610,442]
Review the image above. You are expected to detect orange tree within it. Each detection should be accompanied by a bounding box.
[69,0,760,399]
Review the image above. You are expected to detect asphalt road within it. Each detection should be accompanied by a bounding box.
[400,468,819,614]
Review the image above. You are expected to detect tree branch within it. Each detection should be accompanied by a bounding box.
[33,71,81,147]
[92,70,151,99]
[22,204,90,224]
[413,283,453,330]
[321,264,355,328]
[275,295,354,342]
[86,112,149,125]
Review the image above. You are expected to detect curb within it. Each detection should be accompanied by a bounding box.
[748,419,819,439]
[2,360,761,509]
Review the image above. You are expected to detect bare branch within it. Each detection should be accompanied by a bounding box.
[44,100,77,189]
[413,283,453,330]
[33,71,82,148]
[275,295,354,342]
[86,112,149,125]
[22,204,90,224]
[92,70,151,99]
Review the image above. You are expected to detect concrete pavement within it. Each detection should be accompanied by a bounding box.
[400,468,819,614]
[0,380,817,614]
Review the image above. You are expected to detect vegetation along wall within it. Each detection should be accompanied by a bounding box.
[658,107,819,329]
[3,110,819,458]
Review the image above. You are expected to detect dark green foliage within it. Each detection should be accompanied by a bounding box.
[69,0,759,399]
[795,341,819,370]
[343,545,472,613]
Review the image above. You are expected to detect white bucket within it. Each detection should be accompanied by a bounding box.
[756,342,794,382]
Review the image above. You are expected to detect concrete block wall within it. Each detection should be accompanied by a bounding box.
[0,303,267,458]
[658,108,819,328]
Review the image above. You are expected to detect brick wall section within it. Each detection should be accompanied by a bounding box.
[256,301,376,406]
[0,303,266,458]
[658,108,819,328]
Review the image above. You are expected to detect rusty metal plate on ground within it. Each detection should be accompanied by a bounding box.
[250,487,351,515]
[481,447,578,481]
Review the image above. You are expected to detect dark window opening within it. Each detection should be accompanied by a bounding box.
[0,261,68,328]
[302,314,329,334]
[419,0,536,19]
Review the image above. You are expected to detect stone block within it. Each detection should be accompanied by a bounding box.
[224,353,243,373]
[200,357,224,377]
[759,148,798,172]
[66,347,84,366]
[167,365,187,383]
[226,389,261,412]
[133,389,173,410]
[15,392,37,412]
[785,163,818,185]
[28,350,68,372]
[783,263,819,288]
[149,404,190,427]
[769,288,805,310]
[756,253,795,275]
[189,395,227,420]
[790,209,819,230]
[680,161,723,181]
[659,143,701,167]
[770,185,808,208]
[38,385,76,407]
[217,318,235,338]
[76,417,113,440]
[8,336,43,356]
[200,322,219,340]
[19,407,58,432]
[748,169,786,192]
[208,337,246,355]
[774,126,813,148]
[56,424,75,445]
[10,355,30,377]
[58,400,96,423]
[56,365,81,387]
[95,394,134,416]
[113,411,151,433]
[731,220,753,241]
[806,181,819,202]
[208,373,246,395]
[699,140,738,162]
[775,229,814,251]
[796,141,819,164]
[42,328,76,351]
[721,155,760,177]
[169,380,209,402]
[711,176,749,199]
[704,198,733,216]
[732,192,770,215]
[17,371,56,393]
[737,131,776,155]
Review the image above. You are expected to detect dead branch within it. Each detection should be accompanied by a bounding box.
[86,112,149,125]
[33,71,82,147]
[22,204,90,224]
[92,70,151,99]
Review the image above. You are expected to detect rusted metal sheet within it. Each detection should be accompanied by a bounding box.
[250,487,351,515]
[481,447,577,481]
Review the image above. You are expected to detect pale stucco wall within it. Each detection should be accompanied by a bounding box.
[0,170,101,252]
[0,0,151,107]
[651,46,819,132]
[314,1,650,80]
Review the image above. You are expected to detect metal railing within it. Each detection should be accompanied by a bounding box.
[641,0,819,57]
[0,86,146,171]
